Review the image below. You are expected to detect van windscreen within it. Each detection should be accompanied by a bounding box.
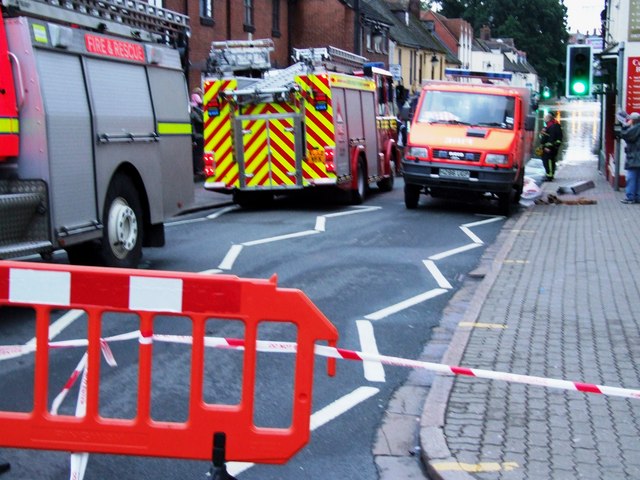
[417,91,516,130]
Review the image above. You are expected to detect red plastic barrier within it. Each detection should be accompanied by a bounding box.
[0,260,338,464]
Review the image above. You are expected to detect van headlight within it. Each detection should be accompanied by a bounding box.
[485,154,508,165]
[408,147,428,159]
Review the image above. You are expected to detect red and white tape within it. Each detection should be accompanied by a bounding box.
[3,331,640,401]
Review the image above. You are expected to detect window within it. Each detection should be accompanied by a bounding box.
[417,91,515,130]
[200,0,213,24]
[272,0,281,37]
[243,0,255,32]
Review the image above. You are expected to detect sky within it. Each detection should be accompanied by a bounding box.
[564,0,604,34]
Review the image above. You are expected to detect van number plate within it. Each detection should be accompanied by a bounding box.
[440,168,470,179]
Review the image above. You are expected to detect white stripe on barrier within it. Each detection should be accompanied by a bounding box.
[9,268,71,306]
[129,276,183,312]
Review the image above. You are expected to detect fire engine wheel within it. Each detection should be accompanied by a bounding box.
[101,175,143,268]
[404,184,421,209]
[377,162,395,192]
[350,160,367,205]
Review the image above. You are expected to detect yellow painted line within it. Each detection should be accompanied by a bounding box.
[503,259,529,264]
[459,322,507,329]
[432,461,519,473]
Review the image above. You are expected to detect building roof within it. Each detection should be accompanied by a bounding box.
[363,0,450,56]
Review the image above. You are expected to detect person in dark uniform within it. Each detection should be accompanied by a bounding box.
[539,111,563,181]
[190,88,205,180]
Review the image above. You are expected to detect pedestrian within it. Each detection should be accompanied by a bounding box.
[190,88,205,181]
[539,111,563,181]
[620,111,640,204]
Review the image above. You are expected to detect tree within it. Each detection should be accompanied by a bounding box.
[434,0,569,89]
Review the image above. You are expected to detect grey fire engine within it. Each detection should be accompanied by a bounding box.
[0,0,194,267]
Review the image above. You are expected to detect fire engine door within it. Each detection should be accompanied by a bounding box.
[235,113,303,188]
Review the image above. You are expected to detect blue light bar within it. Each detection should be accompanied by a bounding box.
[444,68,513,80]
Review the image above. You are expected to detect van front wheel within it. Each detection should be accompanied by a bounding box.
[404,184,421,209]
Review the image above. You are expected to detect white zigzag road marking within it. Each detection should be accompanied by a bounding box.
[216,206,381,271]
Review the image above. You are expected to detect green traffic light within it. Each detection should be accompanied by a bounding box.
[542,89,551,99]
[571,80,587,95]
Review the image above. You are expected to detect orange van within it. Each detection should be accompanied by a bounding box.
[402,81,536,214]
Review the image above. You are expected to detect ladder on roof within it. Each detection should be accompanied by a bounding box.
[224,62,309,104]
[293,45,367,71]
[208,38,274,74]
[1,0,189,45]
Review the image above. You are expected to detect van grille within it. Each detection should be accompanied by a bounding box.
[433,149,481,162]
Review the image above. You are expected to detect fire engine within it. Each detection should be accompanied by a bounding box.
[0,0,194,267]
[202,40,400,206]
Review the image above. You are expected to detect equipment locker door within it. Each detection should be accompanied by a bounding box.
[236,114,301,188]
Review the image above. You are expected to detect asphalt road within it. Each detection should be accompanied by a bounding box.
[0,178,509,479]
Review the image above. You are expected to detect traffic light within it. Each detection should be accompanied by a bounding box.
[542,86,551,99]
[566,45,592,98]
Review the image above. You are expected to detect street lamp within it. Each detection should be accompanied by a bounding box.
[431,54,438,79]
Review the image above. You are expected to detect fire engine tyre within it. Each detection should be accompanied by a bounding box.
[377,162,395,192]
[101,175,143,268]
[350,160,366,205]
[404,183,421,209]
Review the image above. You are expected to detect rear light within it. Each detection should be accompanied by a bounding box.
[313,89,328,111]
[324,147,335,173]
[206,100,220,117]
[204,152,215,177]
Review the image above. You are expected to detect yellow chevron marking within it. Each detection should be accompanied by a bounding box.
[301,161,329,179]
[307,74,332,96]
[249,162,270,186]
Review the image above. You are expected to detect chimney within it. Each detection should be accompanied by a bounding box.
[480,24,491,40]
[408,0,421,18]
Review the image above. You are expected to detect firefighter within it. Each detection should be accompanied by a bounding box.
[539,112,563,181]
[190,88,205,181]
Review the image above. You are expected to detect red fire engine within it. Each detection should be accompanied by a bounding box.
[202,41,401,206]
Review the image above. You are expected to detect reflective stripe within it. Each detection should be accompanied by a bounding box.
[0,118,19,134]
[157,122,192,135]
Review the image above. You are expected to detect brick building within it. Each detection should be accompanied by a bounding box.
[162,0,291,93]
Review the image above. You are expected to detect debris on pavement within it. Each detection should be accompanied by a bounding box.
[534,193,597,205]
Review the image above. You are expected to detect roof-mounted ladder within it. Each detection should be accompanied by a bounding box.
[1,0,190,45]
[208,38,274,75]
[293,45,368,72]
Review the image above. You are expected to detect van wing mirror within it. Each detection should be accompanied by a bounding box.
[525,114,536,131]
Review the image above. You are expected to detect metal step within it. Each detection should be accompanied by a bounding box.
[0,192,49,246]
[0,241,54,259]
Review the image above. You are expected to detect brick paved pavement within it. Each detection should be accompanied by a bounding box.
[420,151,640,478]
